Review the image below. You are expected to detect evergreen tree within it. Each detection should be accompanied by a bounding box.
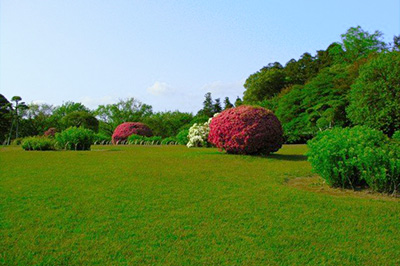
[197,92,214,117]
[234,97,243,107]
[213,98,222,114]
[223,97,233,109]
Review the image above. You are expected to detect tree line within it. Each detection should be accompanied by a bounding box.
[1,26,398,144]
[0,93,239,144]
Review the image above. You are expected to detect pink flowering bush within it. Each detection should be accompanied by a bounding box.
[112,122,153,144]
[208,105,284,155]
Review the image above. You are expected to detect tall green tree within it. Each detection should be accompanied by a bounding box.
[20,103,55,136]
[0,94,12,143]
[284,53,318,85]
[243,67,286,103]
[234,96,243,107]
[223,97,233,109]
[142,111,193,138]
[95,98,153,135]
[53,101,90,117]
[330,26,387,63]
[61,111,99,132]
[392,35,400,51]
[347,51,400,136]
[213,98,222,113]
[8,96,28,141]
[197,92,215,117]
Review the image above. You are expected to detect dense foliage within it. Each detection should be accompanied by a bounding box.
[175,129,189,145]
[55,127,94,151]
[393,131,400,142]
[347,52,400,136]
[61,111,99,132]
[273,64,355,142]
[112,122,152,144]
[249,27,399,143]
[307,126,400,193]
[208,106,283,155]
[21,136,56,151]
[142,111,193,138]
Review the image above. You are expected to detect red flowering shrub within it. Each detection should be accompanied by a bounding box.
[112,122,153,144]
[44,127,57,137]
[208,105,284,155]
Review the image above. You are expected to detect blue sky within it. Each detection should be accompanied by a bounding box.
[1,0,399,112]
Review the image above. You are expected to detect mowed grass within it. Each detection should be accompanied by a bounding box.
[1,145,399,265]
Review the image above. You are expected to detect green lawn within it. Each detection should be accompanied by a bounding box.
[1,145,399,265]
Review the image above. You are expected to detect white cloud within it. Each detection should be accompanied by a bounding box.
[146,81,174,96]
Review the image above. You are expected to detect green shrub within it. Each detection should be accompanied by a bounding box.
[12,137,24,145]
[307,126,400,193]
[393,131,400,142]
[55,127,94,151]
[144,136,162,144]
[93,133,111,144]
[21,136,56,151]
[175,129,189,145]
[161,137,177,145]
[127,134,145,143]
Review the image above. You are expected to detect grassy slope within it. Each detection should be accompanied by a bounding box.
[0,145,399,265]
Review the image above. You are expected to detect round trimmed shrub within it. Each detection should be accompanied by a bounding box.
[55,127,94,151]
[44,127,57,137]
[208,105,283,154]
[112,122,152,144]
[307,126,400,193]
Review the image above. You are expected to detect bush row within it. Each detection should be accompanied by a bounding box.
[21,126,185,151]
[22,127,94,151]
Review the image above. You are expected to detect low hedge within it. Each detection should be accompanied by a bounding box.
[127,134,163,145]
[93,133,111,144]
[21,136,56,151]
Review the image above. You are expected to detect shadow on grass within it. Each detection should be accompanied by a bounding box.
[211,152,308,162]
[266,153,308,162]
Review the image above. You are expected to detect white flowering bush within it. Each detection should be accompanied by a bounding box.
[187,114,218,148]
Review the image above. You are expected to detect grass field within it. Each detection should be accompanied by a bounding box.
[1,145,399,265]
